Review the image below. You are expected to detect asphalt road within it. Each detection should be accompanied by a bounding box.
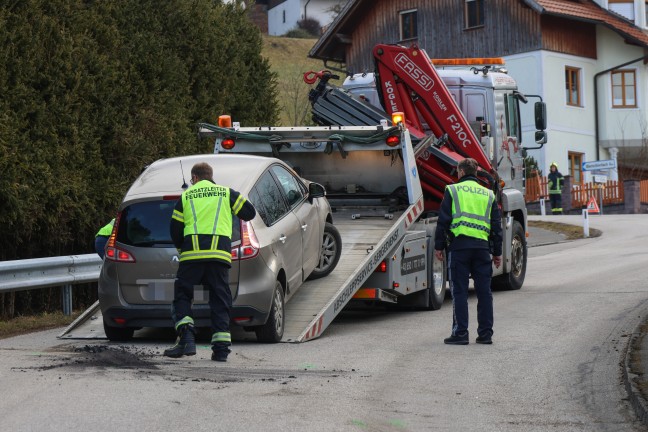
[0,214,647,432]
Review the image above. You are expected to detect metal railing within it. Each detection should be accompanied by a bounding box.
[0,254,102,315]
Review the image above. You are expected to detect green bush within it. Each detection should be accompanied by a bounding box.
[284,28,317,39]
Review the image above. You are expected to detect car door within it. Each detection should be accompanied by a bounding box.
[252,170,303,292]
[270,165,321,280]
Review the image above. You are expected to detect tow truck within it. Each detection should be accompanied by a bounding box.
[60,44,546,343]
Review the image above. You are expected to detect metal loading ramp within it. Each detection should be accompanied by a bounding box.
[282,211,400,342]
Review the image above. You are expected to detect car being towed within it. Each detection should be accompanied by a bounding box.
[98,154,341,343]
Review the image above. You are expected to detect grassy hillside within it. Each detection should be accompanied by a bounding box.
[261,35,341,126]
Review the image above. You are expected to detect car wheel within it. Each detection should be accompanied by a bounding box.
[492,220,527,291]
[307,222,342,280]
[103,320,135,342]
[255,280,285,343]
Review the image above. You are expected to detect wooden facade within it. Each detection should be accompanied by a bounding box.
[541,15,597,59]
[314,0,599,73]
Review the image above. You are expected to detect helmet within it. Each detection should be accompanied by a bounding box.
[550,162,558,168]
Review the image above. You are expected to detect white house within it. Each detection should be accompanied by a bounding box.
[308,0,648,184]
[267,0,343,36]
[507,0,648,183]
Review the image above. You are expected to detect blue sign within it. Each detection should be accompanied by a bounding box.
[582,159,616,171]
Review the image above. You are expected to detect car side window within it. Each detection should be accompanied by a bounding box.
[251,171,289,226]
[271,165,305,209]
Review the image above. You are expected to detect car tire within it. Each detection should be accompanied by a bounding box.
[255,280,285,343]
[103,320,135,342]
[492,220,527,291]
[307,222,342,280]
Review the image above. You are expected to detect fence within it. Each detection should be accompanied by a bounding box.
[642,179,648,203]
[526,175,628,207]
[0,254,102,315]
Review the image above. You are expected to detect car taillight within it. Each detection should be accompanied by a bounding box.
[231,220,259,260]
[104,212,136,262]
[105,246,136,263]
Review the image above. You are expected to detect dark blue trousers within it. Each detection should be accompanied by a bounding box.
[172,261,232,354]
[448,248,493,338]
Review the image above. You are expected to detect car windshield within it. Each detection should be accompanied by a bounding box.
[116,199,241,247]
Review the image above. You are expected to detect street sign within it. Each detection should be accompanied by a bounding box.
[593,174,608,184]
[586,196,600,214]
[582,159,616,171]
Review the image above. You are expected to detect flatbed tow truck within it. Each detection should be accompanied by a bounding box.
[60,43,546,343]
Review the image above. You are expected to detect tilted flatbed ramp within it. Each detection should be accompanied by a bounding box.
[283,200,423,342]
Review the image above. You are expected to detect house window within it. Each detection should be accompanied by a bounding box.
[400,9,417,40]
[609,0,635,22]
[465,0,484,29]
[568,152,584,185]
[611,69,637,108]
[282,10,286,24]
[565,66,582,107]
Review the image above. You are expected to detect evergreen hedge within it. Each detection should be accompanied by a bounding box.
[0,0,278,316]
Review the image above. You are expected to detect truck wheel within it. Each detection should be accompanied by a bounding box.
[493,220,527,291]
[103,320,134,342]
[425,249,447,310]
[255,280,285,343]
[307,222,342,280]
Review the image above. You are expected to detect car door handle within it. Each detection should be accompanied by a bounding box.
[301,224,308,231]
[279,235,287,244]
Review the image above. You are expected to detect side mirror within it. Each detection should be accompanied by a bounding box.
[535,101,547,131]
[308,182,326,202]
[535,130,547,145]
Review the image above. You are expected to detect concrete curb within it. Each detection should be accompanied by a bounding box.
[623,315,648,427]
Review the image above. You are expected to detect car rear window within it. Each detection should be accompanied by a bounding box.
[116,199,240,247]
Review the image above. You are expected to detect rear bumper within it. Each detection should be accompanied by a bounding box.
[102,305,268,329]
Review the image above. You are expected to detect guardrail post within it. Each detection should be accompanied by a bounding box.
[62,284,72,316]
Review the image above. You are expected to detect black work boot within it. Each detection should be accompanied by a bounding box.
[163,324,196,358]
[444,334,469,345]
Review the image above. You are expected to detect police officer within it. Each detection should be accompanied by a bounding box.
[164,162,256,362]
[548,162,564,215]
[94,218,115,259]
[434,158,502,345]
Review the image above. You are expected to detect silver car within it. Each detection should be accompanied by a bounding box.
[98,154,341,343]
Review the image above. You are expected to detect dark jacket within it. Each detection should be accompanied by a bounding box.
[434,175,503,256]
[548,170,564,193]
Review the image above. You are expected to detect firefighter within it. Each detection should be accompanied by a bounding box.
[548,162,564,215]
[94,218,115,259]
[434,158,502,345]
[163,162,256,362]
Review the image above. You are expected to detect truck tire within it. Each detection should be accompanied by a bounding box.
[425,249,447,310]
[307,222,342,280]
[103,320,134,342]
[492,220,527,291]
[255,280,285,343]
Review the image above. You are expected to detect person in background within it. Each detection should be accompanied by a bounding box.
[434,158,502,345]
[95,219,115,259]
[164,162,256,362]
[548,162,564,215]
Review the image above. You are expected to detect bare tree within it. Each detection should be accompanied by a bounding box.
[279,64,316,126]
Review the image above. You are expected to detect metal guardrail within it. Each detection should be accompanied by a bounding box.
[0,254,102,315]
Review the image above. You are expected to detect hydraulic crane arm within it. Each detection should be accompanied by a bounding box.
[372,44,497,192]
